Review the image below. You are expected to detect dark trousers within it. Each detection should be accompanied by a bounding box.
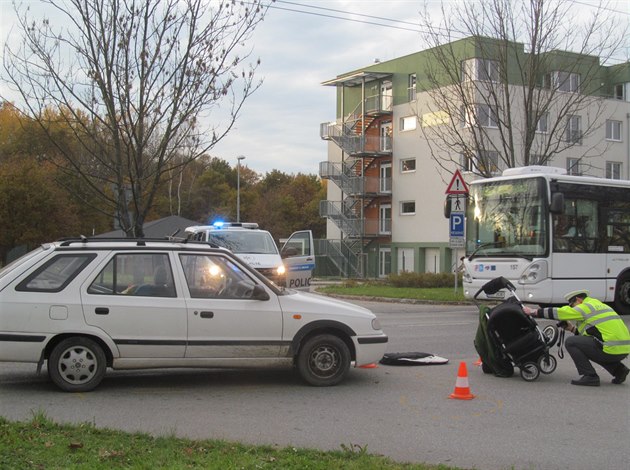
[565,335,628,377]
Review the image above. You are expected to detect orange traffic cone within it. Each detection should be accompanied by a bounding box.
[473,357,482,366]
[359,363,378,369]
[449,361,475,400]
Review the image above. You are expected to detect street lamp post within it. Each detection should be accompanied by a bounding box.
[236,155,246,223]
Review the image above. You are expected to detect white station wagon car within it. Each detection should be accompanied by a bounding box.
[0,238,388,392]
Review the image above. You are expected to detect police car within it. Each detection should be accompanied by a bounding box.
[185,222,315,288]
[0,238,387,392]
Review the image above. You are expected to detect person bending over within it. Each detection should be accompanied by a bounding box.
[523,290,630,386]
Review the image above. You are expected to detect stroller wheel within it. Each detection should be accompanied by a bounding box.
[520,362,540,381]
[538,354,557,374]
[542,325,559,346]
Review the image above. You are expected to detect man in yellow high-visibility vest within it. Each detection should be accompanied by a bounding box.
[524,290,630,386]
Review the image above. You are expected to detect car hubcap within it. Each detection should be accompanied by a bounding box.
[58,346,97,384]
[310,345,338,377]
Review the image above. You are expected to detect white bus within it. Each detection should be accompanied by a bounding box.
[461,166,630,315]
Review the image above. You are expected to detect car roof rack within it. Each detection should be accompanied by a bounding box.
[56,236,221,249]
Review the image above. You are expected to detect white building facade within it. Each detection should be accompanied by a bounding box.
[319,37,630,278]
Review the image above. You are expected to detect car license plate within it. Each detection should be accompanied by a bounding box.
[486,291,505,299]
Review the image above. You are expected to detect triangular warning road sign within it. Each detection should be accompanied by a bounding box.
[445,169,469,194]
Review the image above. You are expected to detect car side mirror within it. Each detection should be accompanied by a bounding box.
[251,284,270,301]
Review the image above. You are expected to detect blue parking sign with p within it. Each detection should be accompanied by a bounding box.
[450,212,465,237]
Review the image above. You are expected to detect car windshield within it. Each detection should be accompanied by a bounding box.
[207,231,278,255]
[466,177,548,258]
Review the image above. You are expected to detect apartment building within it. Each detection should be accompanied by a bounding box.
[319,36,630,278]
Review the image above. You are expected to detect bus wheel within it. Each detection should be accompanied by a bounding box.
[615,275,630,316]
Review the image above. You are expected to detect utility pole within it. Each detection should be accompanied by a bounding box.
[236,155,246,222]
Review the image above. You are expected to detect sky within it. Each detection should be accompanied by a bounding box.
[209,0,433,175]
[1,1,629,176]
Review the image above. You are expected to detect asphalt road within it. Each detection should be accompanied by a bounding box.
[1,297,628,470]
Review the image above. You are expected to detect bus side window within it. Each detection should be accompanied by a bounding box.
[607,208,630,252]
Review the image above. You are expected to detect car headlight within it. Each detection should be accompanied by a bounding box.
[276,265,286,276]
[372,318,381,330]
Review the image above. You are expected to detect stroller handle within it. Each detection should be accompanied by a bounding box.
[474,276,517,300]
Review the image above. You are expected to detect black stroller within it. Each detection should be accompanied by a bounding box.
[473,277,559,381]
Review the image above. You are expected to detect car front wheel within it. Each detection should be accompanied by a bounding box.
[48,337,107,392]
[296,334,351,386]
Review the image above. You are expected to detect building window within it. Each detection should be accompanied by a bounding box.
[460,153,473,172]
[478,150,499,174]
[401,201,416,215]
[379,248,391,278]
[545,71,580,93]
[399,115,417,132]
[379,204,392,234]
[408,73,417,101]
[564,115,582,144]
[614,83,625,101]
[536,113,548,133]
[606,162,622,179]
[462,104,498,128]
[401,158,416,172]
[380,162,392,193]
[460,151,499,174]
[567,158,581,176]
[477,104,498,128]
[606,120,622,141]
[462,58,499,82]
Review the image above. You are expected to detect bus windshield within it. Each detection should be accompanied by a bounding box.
[466,177,548,258]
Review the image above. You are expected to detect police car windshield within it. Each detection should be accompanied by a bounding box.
[207,231,278,255]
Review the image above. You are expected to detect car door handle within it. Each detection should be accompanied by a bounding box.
[200,311,214,319]
[95,307,109,315]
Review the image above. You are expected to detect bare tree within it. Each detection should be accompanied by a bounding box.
[417,0,628,177]
[2,0,272,236]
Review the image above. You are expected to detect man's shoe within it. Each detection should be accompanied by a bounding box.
[612,366,629,385]
[571,375,600,386]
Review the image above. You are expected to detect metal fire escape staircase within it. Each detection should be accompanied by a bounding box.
[319,101,391,278]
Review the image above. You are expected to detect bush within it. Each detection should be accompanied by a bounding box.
[387,271,461,288]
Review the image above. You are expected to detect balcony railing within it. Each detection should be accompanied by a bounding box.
[319,161,392,196]
[320,200,392,238]
[320,122,392,156]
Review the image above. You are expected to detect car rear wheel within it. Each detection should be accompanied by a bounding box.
[48,337,107,392]
[296,334,350,386]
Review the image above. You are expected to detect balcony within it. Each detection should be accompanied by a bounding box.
[320,122,392,157]
[319,161,392,196]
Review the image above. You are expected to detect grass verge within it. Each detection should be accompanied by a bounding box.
[0,414,464,470]
[316,285,467,303]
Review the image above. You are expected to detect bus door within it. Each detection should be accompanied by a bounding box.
[551,198,607,300]
[280,230,315,290]
[605,208,630,304]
